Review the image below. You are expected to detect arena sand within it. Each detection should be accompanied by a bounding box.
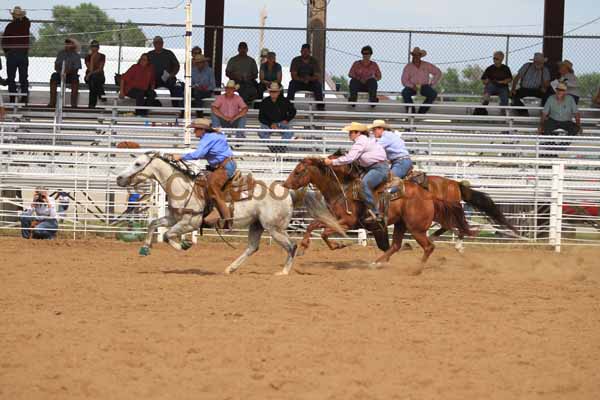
[1,237,599,399]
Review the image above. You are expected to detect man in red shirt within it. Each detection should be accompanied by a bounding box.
[211,80,248,138]
[1,7,31,103]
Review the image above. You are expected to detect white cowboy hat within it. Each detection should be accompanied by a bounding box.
[224,80,240,90]
[267,82,282,92]
[11,6,26,17]
[410,47,427,57]
[186,118,212,129]
[192,54,210,63]
[341,122,369,133]
[368,119,390,130]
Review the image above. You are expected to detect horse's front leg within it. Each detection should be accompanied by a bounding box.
[321,225,350,250]
[139,216,174,256]
[297,220,325,256]
[163,215,202,251]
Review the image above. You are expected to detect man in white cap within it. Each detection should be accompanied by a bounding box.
[2,6,31,103]
[539,82,581,137]
[172,118,236,230]
[323,122,388,224]
[369,120,412,179]
[511,52,551,116]
[211,80,248,138]
[401,47,442,114]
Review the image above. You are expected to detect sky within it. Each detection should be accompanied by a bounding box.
[4,1,600,90]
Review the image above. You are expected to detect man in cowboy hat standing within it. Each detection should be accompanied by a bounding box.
[211,80,248,138]
[401,47,442,114]
[511,52,551,116]
[258,82,297,152]
[1,6,31,103]
[191,54,215,117]
[323,122,388,224]
[369,120,412,179]
[48,38,82,108]
[172,118,236,230]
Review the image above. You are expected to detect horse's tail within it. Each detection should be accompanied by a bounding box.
[458,182,519,234]
[433,199,473,237]
[291,189,347,237]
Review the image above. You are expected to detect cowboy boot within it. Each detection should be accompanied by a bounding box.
[214,197,233,230]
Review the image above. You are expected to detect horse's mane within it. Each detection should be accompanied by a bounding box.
[150,152,200,179]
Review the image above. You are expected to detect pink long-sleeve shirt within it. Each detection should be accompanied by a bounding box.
[332,135,387,168]
[401,61,442,88]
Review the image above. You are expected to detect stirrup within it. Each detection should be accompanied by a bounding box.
[363,210,383,225]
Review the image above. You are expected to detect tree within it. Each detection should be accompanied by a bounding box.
[31,3,147,57]
[577,73,600,98]
[437,65,484,95]
[330,75,349,92]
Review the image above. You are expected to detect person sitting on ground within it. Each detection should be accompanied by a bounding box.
[48,38,82,108]
[147,36,181,108]
[539,82,581,136]
[369,119,412,179]
[84,40,106,109]
[288,43,325,111]
[258,83,297,152]
[348,45,381,105]
[211,80,248,138]
[119,53,156,116]
[258,51,282,96]
[323,122,388,224]
[511,52,551,116]
[20,188,59,239]
[225,42,259,105]
[555,60,580,104]
[191,54,215,117]
[1,6,31,104]
[480,51,512,109]
[401,47,442,114]
[172,118,237,230]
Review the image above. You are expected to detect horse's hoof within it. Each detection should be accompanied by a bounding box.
[369,262,383,270]
[139,246,150,256]
[181,240,192,251]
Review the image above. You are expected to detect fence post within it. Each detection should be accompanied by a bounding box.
[156,183,167,242]
[549,163,564,252]
[117,23,123,75]
[407,31,412,63]
[505,35,510,64]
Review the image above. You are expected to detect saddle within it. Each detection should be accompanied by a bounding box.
[405,168,429,191]
[193,171,256,203]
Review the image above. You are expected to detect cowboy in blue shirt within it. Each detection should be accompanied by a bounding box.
[173,118,236,229]
[369,119,412,178]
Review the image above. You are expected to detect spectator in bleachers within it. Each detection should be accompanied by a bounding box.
[556,60,580,104]
[191,54,215,117]
[119,53,156,116]
[511,52,551,116]
[348,45,381,105]
[192,46,202,57]
[401,47,442,114]
[20,188,59,240]
[258,51,282,96]
[288,43,325,111]
[480,51,512,108]
[84,40,105,109]
[48,38,82,108]
[211,80,248,138]
[225,42,259,105]
[1,6,30,104]
[539,82,581,136]
[260,48,269,65]
[258,83,296,152]
[369,119,412,179]
[147,36,182,108]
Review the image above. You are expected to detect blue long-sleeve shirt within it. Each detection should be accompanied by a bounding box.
[191,65,216,91]
[376,131,409,160]
[181,132,233,167]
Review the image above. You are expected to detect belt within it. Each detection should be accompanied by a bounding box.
[364,161,387,169]
[214,157,234,169]
[391,156,411,162]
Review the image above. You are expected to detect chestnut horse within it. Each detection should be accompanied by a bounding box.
[283,158,472,266]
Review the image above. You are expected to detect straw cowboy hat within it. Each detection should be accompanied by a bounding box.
[410,47,427,57]
[193,54,209,63]
[224,80,240,90]
[560,59,574,72]
[341,122,369,132]
[186,118,212,129]
[368,119,391,130]
[10,6,26,18]
[556,82,568,91]
[267,82,282,92]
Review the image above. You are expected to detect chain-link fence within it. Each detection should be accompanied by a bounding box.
[2,19,600,96]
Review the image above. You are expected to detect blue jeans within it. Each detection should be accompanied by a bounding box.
[6,50,29,96]
[391,158,412,178]
[224,160,237,179]
[211,114,247,138]
[20,216,58,239]
[362,162,389,215]
[401,85,437,114]
[484,82,509,106]
[259,123,293,153]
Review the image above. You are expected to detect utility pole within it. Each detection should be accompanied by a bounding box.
[184,0,193,145]
[306,0,327,85]
[543,0,565,79]
[258,6,267,53]
[204,0,225,87]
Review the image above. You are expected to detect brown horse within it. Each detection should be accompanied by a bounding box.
[283,158,472,266]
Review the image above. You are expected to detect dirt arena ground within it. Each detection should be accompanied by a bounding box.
[1,237,599,400]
